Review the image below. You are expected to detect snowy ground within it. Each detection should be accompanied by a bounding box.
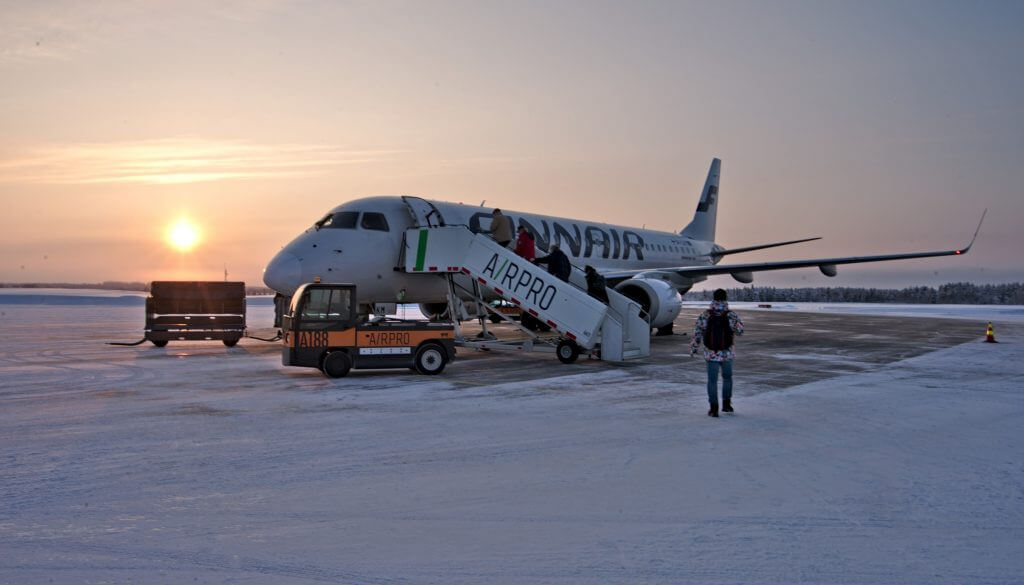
[1,292,1022,584]
[687,300,1024,324]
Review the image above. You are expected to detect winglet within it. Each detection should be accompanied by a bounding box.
[956,209,987,255]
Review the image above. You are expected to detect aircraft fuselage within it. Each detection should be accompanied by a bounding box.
[263,196,720,301]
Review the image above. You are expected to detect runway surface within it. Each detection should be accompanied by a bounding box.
[1,300,1022,584]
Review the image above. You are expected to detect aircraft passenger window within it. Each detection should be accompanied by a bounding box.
[361,212,390,231]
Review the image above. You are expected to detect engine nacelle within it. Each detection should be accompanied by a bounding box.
[419,299,481,321]
[419,302,450,321]
[614,278,683,329]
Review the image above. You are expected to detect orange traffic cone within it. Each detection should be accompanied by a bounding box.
[985,322,998,343]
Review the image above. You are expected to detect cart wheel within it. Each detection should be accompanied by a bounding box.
[150,339,168,348]
[556,339,580,364]
[521,313,539,331]
[223,338,239,347]
[321,351,352,378]
[414,342,448,375]
[488,314,503,324]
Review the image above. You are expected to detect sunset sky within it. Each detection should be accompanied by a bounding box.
[2,0,1022,289]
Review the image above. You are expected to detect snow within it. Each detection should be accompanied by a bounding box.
[694,301,1024,323]
[1,295,1023,584]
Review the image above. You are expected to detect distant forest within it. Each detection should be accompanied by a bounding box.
[0,282,277,296]
[3,281,1023,304]
[683,282,1024,305]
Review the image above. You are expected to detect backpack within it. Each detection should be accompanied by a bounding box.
[703,311,733,351]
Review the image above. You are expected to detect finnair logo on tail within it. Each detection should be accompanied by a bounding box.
[696,185,718,212]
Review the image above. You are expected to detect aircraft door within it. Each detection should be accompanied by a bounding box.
[401,196,445,227]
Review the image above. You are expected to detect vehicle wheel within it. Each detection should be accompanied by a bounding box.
[223,337,239,347]
[556,339,580,364]
[414,342,448,375]
[150,339,168,347]
[321,351,352,378]
[655,323,674,336]
[488,314,503,324]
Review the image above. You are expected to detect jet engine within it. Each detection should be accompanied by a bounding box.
[419,302,451,321]
[419,299,482,321]
[614,278,683,335]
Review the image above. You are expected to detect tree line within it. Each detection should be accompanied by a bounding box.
[683,282,1024,305]
[0,282,277,296]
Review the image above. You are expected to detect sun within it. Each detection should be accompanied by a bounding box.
[166,217,201,252]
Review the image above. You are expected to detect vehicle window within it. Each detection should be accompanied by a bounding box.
[301,289,331,321]
[361,212,389,231]
[326,288,352,318]
[317,211,359,229]
[300,288,352,328]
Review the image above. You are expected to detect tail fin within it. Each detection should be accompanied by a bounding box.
[680,158,721,242]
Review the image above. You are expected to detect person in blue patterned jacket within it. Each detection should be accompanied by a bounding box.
[690,289,745,417]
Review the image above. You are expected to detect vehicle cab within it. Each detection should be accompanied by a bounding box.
[282,282,456,378]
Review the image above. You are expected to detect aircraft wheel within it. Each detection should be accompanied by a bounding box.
[414,342,448,375]
[655,323,674,336]
[556,339,580,364]
[321,351,352,378]
[150,339,168,347]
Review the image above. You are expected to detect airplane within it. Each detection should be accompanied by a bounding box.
[263,158,984,335]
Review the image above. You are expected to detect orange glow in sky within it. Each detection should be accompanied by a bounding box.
[0,2,1021,288]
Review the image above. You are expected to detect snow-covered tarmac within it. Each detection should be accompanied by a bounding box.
[1,293,1022,584]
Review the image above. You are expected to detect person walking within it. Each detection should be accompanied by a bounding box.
[535,244,571,282]
[584,265,609,303]
[490,209,514,248]
[514,226,536,261]
[690,288,744,417]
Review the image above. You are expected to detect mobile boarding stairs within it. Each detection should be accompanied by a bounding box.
[402,224,650,363]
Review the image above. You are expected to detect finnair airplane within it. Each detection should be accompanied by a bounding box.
[263,158,982,334]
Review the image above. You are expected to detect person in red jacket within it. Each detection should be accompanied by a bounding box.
[514,226,535,261]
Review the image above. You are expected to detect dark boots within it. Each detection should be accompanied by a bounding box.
[708,401,733,417]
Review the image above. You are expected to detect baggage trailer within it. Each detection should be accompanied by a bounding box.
[282,282,456,378]
[145,281,246,347]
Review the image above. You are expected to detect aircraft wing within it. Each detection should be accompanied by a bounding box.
[712,236,821,257]
[601,211,985,284]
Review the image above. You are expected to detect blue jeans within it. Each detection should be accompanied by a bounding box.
[706,360,733,406]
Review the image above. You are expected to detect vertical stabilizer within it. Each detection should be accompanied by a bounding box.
[680,158,721,242]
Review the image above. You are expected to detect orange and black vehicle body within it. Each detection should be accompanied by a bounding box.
[282,283,455,377]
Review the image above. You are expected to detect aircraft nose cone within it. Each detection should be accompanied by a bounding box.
[263,251,302,294]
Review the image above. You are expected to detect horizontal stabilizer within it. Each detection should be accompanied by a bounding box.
[712,237,821,258]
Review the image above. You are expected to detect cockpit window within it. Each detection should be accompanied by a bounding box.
[315,211,359,229]
[361,212,389,232]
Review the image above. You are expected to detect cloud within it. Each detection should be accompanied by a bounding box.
[0,138,403,185]
[0,1,291,66]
